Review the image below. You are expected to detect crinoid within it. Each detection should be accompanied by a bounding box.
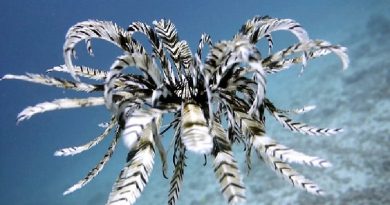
[1,16,349,205]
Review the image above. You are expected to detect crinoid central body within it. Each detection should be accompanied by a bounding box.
[1,16,349,205]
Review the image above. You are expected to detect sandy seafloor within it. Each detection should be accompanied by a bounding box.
[0,1,389,204]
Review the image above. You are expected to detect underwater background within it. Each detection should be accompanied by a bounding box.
[1,0,389,204]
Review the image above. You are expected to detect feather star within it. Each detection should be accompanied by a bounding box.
[1,16,349,205]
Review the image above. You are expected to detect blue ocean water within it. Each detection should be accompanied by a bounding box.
[1,0,389,204]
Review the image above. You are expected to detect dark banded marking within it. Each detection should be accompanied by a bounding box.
[266,102,343,136]
[168,143,186,205]
[63,127,120,195]
[107,139,155,204]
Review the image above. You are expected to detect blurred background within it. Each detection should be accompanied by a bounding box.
[0,0,389,204]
